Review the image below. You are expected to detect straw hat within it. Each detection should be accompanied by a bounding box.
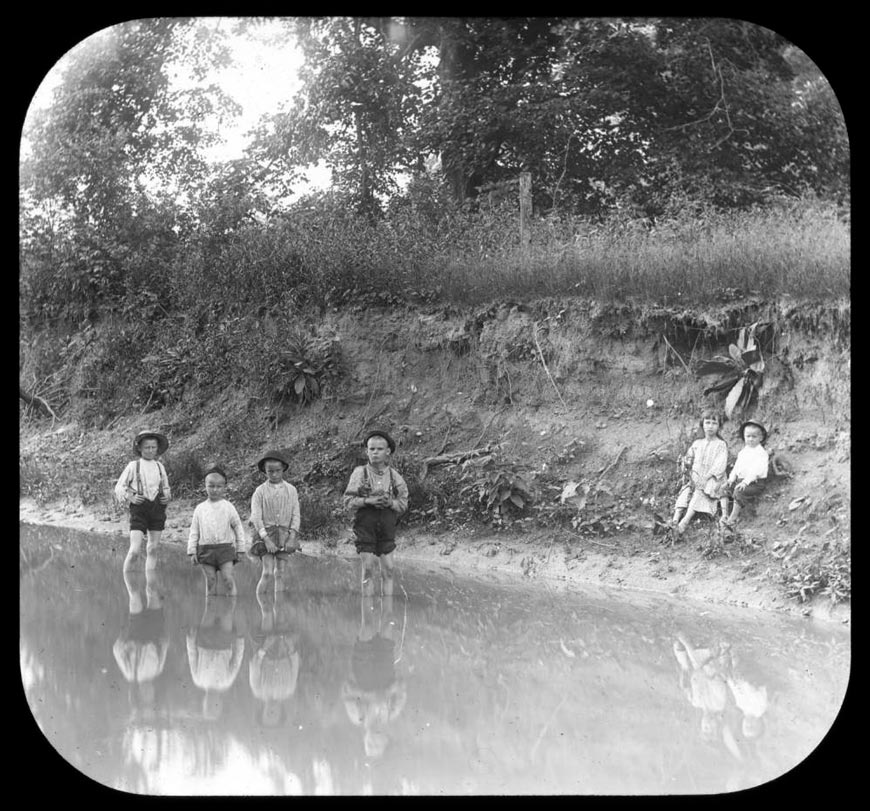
[133,430,169,456]
[739,420,768,444]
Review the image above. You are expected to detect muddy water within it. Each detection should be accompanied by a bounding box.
[20,523,849,796]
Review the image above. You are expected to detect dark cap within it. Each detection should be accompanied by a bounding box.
[257,451,290,473]
[363,429,396,454]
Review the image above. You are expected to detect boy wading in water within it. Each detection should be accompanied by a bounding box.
[187,467,246,596]
[249,451,301,595]
[343,430,408,596]
[114,430,171,573]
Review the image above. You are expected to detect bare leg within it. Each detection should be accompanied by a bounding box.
[144,530,162,574]
[122,568,145,613]
[219,561,237,597]
[719,498,731,522]
[124,530,146,572]
[728,502,743,525]
[380,552,395,596]
[677,508,696,533]
[200,563,218,596]
[145,567,163,609]
[275,556,290,593]
[360,552,376,595]
[672,507,685,525]
[257,554,276,594]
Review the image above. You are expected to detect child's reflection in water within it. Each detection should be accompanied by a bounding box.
[249,588,301,728]
[112,567,169,718]
[672,632,771,790]
[341,592,407,759]
[186,594,245,721]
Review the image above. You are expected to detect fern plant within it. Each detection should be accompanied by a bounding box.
[694,322,765,418]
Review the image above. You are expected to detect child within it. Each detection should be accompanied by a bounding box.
[187,466,246,596]
[249,451,301,594]
[720,420,769,530]
[114,430,171,572]
[672,410,728,535]
[343,430,409,596]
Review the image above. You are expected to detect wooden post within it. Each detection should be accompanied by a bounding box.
[519,171,532,252]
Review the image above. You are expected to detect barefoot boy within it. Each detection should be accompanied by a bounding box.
[249,451,301,594]
[114,430,171,573]
[187,467,246,596]
[343,430,408,596]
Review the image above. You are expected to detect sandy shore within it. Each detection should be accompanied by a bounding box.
[19,496,850,625]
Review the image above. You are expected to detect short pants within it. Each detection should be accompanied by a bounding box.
[352,634,396,691]
[353,506,397,556]
[250,525,300,559]
[724,478,765,506]
[129,498,167,532]
[195,543,239,568]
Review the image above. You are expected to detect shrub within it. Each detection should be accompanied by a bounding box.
[461,463,537,525]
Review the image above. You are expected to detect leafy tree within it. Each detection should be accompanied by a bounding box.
[248,17,425,218]
[20,18,241,323]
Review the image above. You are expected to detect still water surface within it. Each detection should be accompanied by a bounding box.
[20,523,849,795]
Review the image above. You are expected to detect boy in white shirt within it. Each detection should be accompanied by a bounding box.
[720,420,769,530]
[114,430,172,573]
[187,467,246,596]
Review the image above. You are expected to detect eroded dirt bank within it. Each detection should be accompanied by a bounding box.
[20,297,850,624]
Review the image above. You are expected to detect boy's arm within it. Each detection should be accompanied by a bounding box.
[390,470,409,515]
[187,508,200,555]
[343,467,368,512]
[229,504,246,550]
[288,484,301,535]
[114,462,135,503]
[250,487,268,540]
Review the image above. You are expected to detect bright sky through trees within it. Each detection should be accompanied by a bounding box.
[23,18,333,192]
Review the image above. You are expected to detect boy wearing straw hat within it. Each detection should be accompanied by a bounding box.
[249,450,301,594]
[114,430,171,573]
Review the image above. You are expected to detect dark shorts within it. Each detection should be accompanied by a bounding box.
[195,543,238,568]
[725,479,765,506]
[353,507,397,556]
[250,526,299,559]
[125,608,167,644]
[352,635,396,692]
[129,498,167,533]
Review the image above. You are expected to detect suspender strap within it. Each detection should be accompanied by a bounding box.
[135,459,166,498]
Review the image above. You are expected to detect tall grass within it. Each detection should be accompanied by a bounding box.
[412,196,849,305]
[181,194,847,310]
